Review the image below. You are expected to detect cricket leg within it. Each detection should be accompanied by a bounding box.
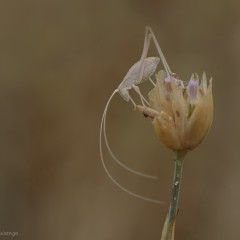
[146,26,172,76]
[132,85,150,106]
[149,77,156,86]
[136,27,153,85]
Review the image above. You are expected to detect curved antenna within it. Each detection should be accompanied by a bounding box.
[102,89,158,179]
[100,93,164,204]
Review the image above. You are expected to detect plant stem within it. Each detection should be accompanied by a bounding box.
[161,152,185,240]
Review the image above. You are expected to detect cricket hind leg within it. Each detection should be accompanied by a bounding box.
[146,26,172,76]
[136,27,153,86]
[131,28,157,106]
[136,26,172,91]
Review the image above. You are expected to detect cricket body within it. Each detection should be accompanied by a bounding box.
[118,57,160,103]
[100,26,172,203]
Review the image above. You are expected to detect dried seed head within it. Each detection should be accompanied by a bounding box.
[137,70,213,153]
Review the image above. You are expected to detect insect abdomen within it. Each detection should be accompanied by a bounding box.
[118,57,160,91]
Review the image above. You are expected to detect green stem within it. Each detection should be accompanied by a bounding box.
[161,152,185,240]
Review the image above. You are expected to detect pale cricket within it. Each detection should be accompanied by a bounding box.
[100,26,173,204]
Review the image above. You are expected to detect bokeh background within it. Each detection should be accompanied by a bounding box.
[0,0,240,240]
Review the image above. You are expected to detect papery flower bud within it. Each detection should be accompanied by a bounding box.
[137,70,213,153]
[188,75,199,104]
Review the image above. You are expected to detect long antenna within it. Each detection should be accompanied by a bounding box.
[100,90,164,203]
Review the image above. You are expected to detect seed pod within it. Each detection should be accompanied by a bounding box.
[137,70,213,153]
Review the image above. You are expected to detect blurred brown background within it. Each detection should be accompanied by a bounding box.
[0,0,240,240]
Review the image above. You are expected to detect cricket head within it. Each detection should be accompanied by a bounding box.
[137,70,213,154]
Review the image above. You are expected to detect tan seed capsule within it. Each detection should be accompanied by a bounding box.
[137,70,213,153]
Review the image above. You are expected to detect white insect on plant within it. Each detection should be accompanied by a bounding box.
[100,26,172,204]
[100,26,214,240]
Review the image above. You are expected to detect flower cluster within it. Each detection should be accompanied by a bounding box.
[137,70,213,153]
